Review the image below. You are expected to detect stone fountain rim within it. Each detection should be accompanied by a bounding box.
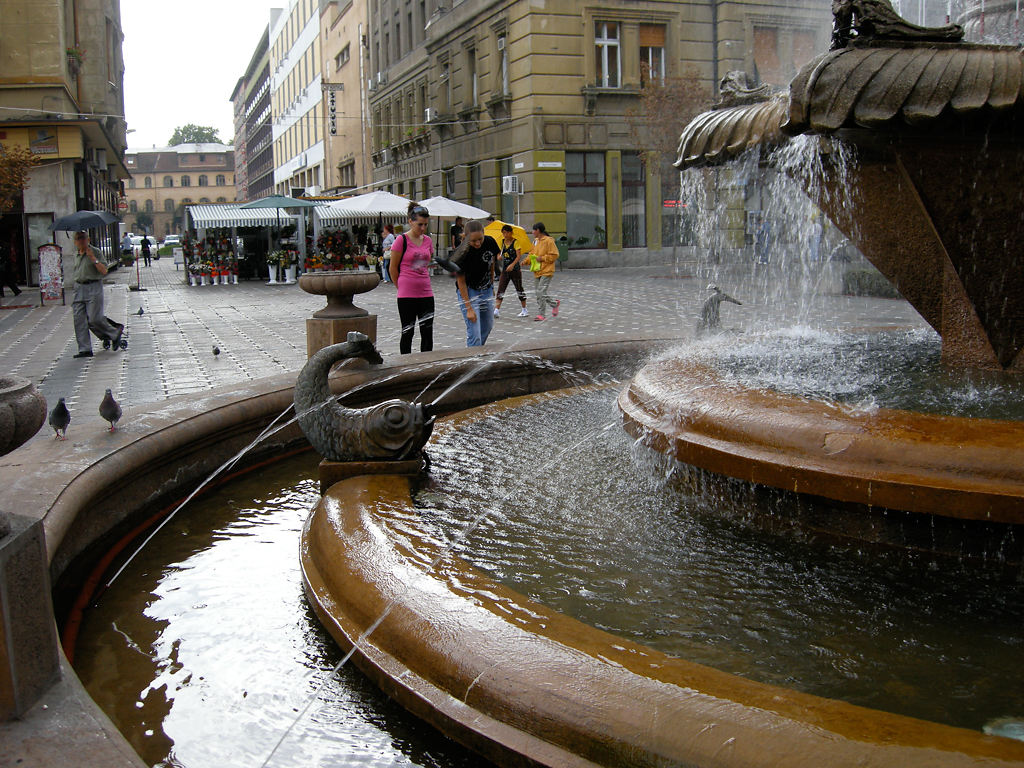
[619,354,1024,522]
[301,444,1024,768]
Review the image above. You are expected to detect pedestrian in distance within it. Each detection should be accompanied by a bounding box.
[0,234,22,299]
[70,231,123,358]
[389,203,435,354]
[451,220,500,347]
[526,222,560,321]
[493,224,529,318]
[380,223,396,283]
[120,232,133,262]
[140,234,152,267]
[450,216,464,252]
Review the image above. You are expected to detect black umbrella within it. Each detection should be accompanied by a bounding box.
[49,209,119,232]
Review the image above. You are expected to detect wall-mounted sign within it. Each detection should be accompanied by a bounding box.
[30,128,58,155]
[537,161,562,169]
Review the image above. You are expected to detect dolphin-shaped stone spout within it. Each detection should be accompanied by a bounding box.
[294,332,434,462]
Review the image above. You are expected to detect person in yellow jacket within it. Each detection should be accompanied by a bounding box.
[527,222,560,321]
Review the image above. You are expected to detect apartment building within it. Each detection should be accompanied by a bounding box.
[0,0,129,283]
[270,0,325,195]
[124,144,236,237]
[365,0,829,263]
[319,0,372,194]
[232,25,276,201]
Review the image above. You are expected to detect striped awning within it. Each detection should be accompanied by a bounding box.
[315,203,409,226]
[186,204,299,228]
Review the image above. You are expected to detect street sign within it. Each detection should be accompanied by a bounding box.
[321,82,345,91]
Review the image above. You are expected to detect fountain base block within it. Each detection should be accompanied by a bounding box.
[305,316,377,359]
[619,356,1024,523]
[318,455,426,495]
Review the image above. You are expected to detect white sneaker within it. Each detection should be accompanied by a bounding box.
[493,308,500,318]
[517,308,529,317]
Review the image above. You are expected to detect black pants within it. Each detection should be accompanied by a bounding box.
[397,296,434,354]
[142,250,151,266]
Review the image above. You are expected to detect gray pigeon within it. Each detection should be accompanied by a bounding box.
[49,397,70,440]
[212,345,220,357]
[136,307,144,316]
[99,389,122,432]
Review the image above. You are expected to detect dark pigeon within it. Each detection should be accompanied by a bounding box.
[136,307,144,316]
[49,397,71,440]
[99,389,122,432]
[212,345,220,357]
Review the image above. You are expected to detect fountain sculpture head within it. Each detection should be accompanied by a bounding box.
[294,332,434,463]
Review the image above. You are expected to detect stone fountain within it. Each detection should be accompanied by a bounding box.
[622,0,1024,524]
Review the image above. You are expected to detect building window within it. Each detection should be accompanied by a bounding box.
[339,161,356,188]
[164,199,174,212]
[144,199,154,212]
[566,152,606,249]
[200,197,211,203]
[216,174,226,186]
[622,152,646,248]
[144,176,152,188]
[129,200,138,213]
[467,46,478,105]
[440,59,451,113]
[498,157,514,223]
[181,175,191,187]
[639,25,665,85]
[470,164,482,208]
[198,175,208,186]
[182,197,192,204]
[444,168,456,197]
[498,33,509,95]
[594,22,620,88]
[336,44,350,70]
[129,178,136,189]
[216,197,227,203]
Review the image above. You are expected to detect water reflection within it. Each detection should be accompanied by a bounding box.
[417,388,1024,731]
[73,456,483,768]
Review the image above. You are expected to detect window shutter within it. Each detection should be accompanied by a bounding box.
[639,24,665,47]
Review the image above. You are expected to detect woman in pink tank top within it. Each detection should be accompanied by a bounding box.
[388,203,435,353]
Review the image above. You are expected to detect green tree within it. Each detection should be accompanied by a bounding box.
[134,211,154,233]
[168,124,221,146]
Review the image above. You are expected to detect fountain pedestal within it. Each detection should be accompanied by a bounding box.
[299,271,381,358]
[318,456,427,496]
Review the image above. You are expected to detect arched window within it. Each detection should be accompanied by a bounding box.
[216,197,227,203]
[129,200,138,213]
[164,199,175,211]
[200,197,211,203]
[144,176,152,188]
[129,177,136,189]
[181,197,192,204]
[163,176,173,187]
[181,175,191,187]
[198,175,208,186]
[215,175,226,186]
[144,199,154,212]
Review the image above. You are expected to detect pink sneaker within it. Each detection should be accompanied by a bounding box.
[534,315,545,322]
[552,300,560,317]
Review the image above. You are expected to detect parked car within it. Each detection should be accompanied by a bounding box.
[163,234,181,248]
[131,235,156,258]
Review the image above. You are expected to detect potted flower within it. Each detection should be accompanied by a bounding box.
[66,45,85,76]
[282,250,298,284]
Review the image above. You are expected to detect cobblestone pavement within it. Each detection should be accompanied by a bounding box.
[0,255,928,444]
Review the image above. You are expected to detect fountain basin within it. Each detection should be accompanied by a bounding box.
[619,355,1024,522]
[301,470,1024,768]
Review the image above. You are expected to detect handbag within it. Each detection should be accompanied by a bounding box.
[528,253,541,272]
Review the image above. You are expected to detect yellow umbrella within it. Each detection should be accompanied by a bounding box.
[484,220,532,256]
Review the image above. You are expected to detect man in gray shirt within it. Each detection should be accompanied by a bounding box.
[71,230,122,358]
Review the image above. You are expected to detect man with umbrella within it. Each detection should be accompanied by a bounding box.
[70,230,122,358]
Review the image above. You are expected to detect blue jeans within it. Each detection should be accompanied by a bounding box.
[458,285,494,347]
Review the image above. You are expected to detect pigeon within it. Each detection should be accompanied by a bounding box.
[136,307,144,316]
[49,397,71,440]
[99,389,122,432]
[212,345,220,357]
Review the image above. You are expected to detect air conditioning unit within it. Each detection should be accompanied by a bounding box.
[380,148,390,164]
[497,36,506,51]
[501,175,522,195]
[424,107,438,123]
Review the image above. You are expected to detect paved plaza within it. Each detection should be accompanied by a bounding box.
[0,255,928,444]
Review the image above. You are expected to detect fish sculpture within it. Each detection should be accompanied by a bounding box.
[293,332,434,462]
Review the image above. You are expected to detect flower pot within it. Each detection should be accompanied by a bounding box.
[285,265,297,284]
[201,275,209,286]
[232,273,239,285]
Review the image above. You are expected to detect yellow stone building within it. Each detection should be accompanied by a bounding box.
[124,144,236,238]
[0,0,129,282]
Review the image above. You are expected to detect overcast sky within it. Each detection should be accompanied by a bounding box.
[121,0,275,150]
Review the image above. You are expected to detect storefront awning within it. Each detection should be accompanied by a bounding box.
[186,204,299,228]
